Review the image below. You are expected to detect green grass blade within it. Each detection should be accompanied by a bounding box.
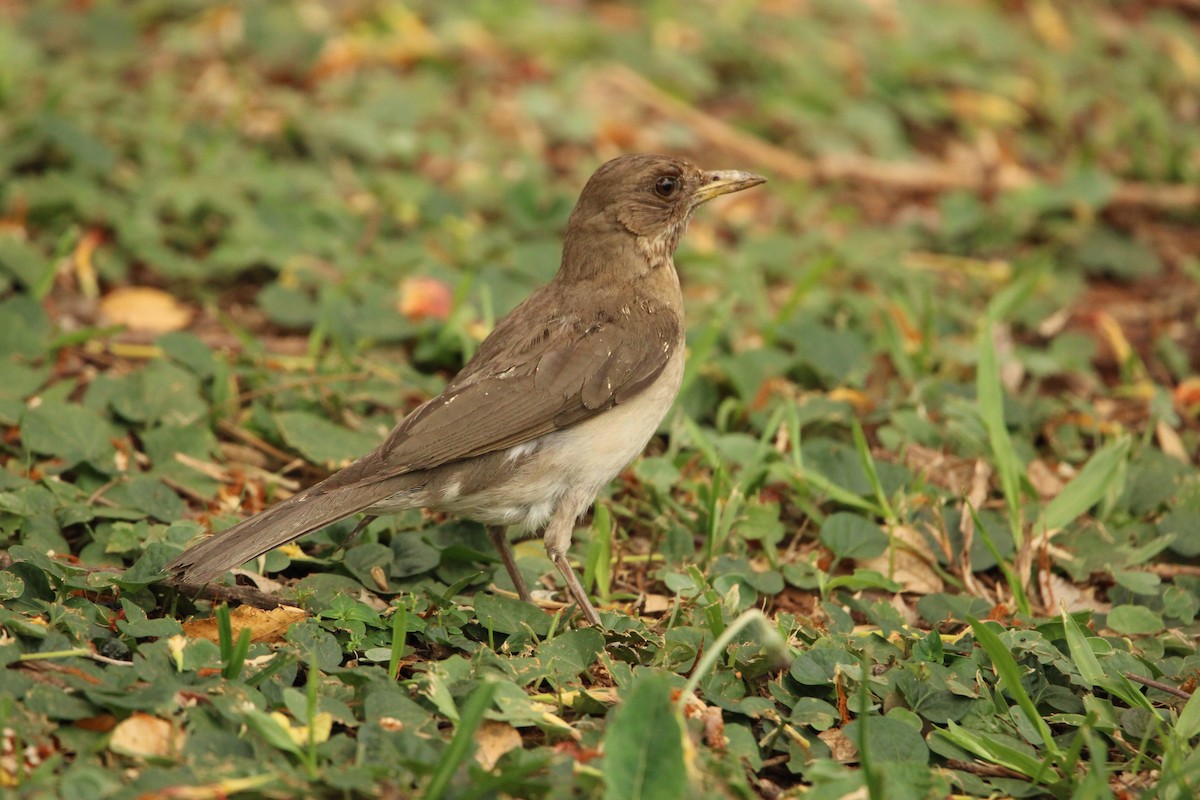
[851,418,895,524]
[424,681,498,800]
[939,722,1046,780]
[977,320,1025,549]
[1061,610,1106,686]
[970,503,1030,615]
[1035,437,1129,534]
[389,600,409,682]
[968,617,1062,759]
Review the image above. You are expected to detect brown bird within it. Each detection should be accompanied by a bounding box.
[168,154,765,625]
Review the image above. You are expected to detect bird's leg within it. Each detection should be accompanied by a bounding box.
[543,501,602,627]
[486,526,532,603]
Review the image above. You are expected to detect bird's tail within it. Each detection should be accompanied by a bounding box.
[166,478,400,584]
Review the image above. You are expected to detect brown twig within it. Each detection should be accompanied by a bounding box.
[1123,671,1193,700]
[217,418,305,468]
[1147,563,1200,579]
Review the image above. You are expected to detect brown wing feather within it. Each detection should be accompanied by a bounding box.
[344,313,679,484]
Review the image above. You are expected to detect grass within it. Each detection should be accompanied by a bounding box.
[2,1,1200,798]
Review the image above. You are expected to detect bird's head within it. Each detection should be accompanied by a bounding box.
[564,154,766,273]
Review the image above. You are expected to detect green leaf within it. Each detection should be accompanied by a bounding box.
[20,401,118,469]
[1061,610,1106,687]
[274,410,381,467]
[423,681,497,800]
[109,476,187,522]
[1176,682,1200,741]
[845,713,929,764]
[1105,605,1163,635]
[243,709,303,755]
[538,628,604,681]
[603,672,686,800]
[1036,438,1129,533]
[473,593,551,637]
[977,318,1025,549]
[968,618,1061,760]
[819,513,888,560]
[936,722,1046,779]
[0,571,24,600]
[825,569,903,593]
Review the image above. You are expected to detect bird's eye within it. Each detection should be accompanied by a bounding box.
[654,176,679,198]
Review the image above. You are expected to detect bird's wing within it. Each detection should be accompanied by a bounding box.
[330,314,681,488]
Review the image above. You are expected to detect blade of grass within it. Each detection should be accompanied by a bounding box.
[977,319,1025,550]
[304,650,319,780]
[583,503,613,602]
[1062,609,1153,711]
[675,609,787,714]
[216,604,253,680]
[424,681,499,800]
[938,722,1051,781]
[970,503,1031,615]
[389,600,409,682]
[1035,437,1129,534]
[850,418,896,525]
[968,617,1062,760]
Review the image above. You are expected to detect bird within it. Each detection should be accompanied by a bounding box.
[167,154,766,626]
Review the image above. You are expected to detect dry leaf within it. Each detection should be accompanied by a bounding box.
[860,525,944,595]
[827,386,873,414]
[640,593,671,614]
[1027,459,1066,500]
[270,711,332,746]
[73,228,104,299]
[100,287,193,333]
[817,728,857,763]
[1028,0,1071,51]
[1155,420,1190,463]
[903,443,977,495]
[701,705,726,749]
[109,713,185,758]
[1040,573,1108,616]
[181,605,306,644]
[473,721,523,770]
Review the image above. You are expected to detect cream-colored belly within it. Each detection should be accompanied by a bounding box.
[418,343,686,530]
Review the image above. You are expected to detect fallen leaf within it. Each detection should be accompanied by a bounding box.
[859,525,944,595]
[1027,459,1066,500]
[473,720,523,770]
[181,605,306,644]
[269,711,332,746]
[1028,0,1071,50]
[100,287,193,333]
[817,727,857,763]
[109,713,185,758]
[701,705,726,749]
[641,593,671,614]
[1156,420,1190,463]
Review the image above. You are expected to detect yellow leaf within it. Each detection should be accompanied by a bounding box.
[269,711,333,746]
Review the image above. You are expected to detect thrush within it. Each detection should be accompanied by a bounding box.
[168,154,765,625]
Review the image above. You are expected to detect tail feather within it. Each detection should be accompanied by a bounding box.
[167,480,398,584]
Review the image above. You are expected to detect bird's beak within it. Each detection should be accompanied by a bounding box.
[692,170,767,205]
